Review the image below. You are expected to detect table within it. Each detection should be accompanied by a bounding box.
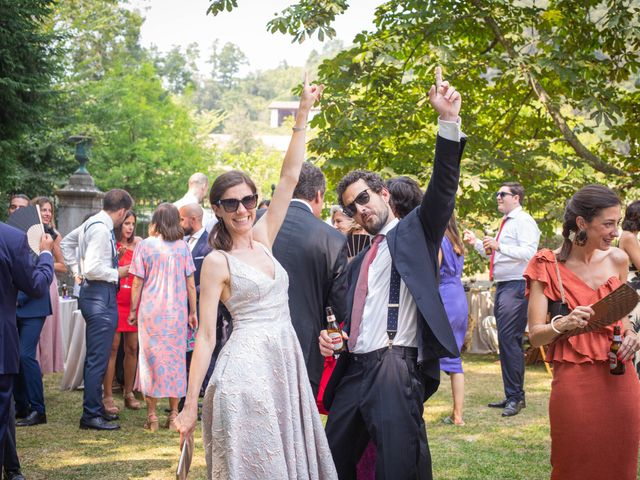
[465,286,499,354]
[36,288,66,373]
[60,300,86,390]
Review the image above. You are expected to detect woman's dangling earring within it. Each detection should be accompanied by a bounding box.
[575,229,587,246]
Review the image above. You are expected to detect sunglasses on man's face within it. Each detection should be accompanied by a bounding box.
[495,191,514,199]
[215,194,259,213]
[343,189,371,217]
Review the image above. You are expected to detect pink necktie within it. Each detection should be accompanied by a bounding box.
[348,234,385,350]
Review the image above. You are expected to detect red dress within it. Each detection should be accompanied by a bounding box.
[524,249,640,480]
[116,244,137,333]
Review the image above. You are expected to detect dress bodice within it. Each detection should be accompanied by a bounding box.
[439,236,464,283]
[219,244,290,329]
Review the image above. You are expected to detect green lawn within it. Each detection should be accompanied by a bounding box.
[12,354,565,479]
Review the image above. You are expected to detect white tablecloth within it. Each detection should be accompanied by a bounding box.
[60,303,86,391]
[466,287,499,354]
[37,285,65,373]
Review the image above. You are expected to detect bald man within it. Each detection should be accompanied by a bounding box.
[174,173,216,231]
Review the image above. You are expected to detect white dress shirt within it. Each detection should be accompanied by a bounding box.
[60,210,118,284]
[473,206,540,282]
[186,226,206,252]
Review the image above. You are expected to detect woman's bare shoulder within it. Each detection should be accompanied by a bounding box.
[607,246,629,266]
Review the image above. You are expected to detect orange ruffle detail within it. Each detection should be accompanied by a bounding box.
[523,249,622,364]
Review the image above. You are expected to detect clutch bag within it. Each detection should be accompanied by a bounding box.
[560,282,640,338]
[176,434,194,480]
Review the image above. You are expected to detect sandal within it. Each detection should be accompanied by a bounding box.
[144,413,159,432]
[442,416,465,426]
[166,410,178,431]
[124,392,141,410]
[103,396,120,415]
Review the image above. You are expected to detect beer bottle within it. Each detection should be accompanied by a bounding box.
[483,229,494,255]
[609,325,625,375]
[61,282,68,299]
[326,307,345,356]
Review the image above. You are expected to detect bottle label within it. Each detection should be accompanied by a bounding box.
[608,351,618,370]
[327,314,336,323]
[328,332,343,350]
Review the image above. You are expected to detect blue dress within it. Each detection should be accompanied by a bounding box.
[438,236,468,374]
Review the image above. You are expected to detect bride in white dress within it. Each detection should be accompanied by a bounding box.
[175,76,337,480]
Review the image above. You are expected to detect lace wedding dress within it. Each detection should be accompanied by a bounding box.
[201,244,338,480]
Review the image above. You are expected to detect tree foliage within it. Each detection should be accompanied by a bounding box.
[0,0,61,204]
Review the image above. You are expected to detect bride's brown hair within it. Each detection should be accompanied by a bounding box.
[209,170,258,251]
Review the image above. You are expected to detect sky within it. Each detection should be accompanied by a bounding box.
[132,0,378,75]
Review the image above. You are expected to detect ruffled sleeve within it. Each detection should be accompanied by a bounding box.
[523,249,563,303]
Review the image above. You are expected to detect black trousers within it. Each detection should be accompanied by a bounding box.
[325,347,431,480]
[78,281,118,421]
[494,280,528,402]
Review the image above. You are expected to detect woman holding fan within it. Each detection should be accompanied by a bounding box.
[524,185,640,480]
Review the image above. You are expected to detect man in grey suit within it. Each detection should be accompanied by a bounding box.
[270,162,349,396]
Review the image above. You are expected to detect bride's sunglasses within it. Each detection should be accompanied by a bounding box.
[215,194,259,213]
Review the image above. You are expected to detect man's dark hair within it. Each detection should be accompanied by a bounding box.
[501,182,525,203]
[385,176,423,219]
[293,162,326,201]
[10,193,30,203]
[103,189,133,212]
[336,170,385,207]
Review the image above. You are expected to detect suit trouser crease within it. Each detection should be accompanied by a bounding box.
[495,280,528,402]
[14,316,46,414]
[79,282,118,421]
[325,348,431,480]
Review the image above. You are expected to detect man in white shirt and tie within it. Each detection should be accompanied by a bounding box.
[463,182,540,417]
[61,189,133,431]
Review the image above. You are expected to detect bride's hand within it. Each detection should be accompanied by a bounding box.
[175,406,198,449]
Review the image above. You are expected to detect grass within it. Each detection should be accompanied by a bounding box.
[15,354,633,479]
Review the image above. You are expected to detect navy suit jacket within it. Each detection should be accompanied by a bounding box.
[340,134,465,400]
[0,222,54,374]
[191,230,213,298]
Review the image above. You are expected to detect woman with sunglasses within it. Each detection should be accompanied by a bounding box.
[175,77,337,479]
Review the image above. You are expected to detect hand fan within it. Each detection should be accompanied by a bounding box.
[176,434,194,480]
[560,282,640,338]
[7,205,44,255]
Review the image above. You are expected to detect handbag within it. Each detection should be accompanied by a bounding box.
[547,251,570,318]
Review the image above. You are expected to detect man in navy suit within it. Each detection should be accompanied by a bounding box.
[319,68,465,479]
[0,221,54,475]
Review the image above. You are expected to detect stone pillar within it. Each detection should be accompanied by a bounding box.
[55,136,103,236]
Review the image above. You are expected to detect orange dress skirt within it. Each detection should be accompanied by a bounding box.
[525,249,640,479]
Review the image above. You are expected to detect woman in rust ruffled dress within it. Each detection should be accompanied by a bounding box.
[524,185,640,480]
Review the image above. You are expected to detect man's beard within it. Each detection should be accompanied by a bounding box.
[183,226,193,236]
[361,208,389,235]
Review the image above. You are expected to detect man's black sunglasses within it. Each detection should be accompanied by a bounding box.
[343,189,370,217]
[495,191,514,199]
[215,194,259,213]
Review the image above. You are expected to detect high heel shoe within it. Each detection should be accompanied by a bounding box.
[144,413,159,432]
[102,396,120,415]
[166,410,178,431]
[124,392,141,410]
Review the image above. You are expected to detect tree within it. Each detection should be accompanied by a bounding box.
[152,43,200,94]
[0,0,62,206]
[208,40,248,88]
[208,0,640,230]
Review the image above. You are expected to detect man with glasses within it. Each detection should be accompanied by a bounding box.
[463,182,540,417]
[318,67,465,479]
